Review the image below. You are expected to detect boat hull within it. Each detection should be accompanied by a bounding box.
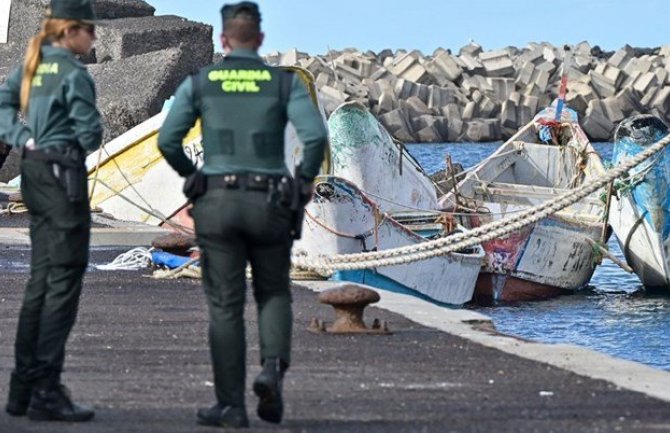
[470,216,601,303]
[608,116,670,291]
[474,273,569,305]
[610,192,670,289]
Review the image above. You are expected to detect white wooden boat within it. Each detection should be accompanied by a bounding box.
[438,105,608,303]
[608,114,670,290]
[85,67,328,230]
[294,102,483,306]
[296,176,484,306]
[327,101,439,213]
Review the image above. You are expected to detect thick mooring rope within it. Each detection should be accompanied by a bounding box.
[293,132,670,275]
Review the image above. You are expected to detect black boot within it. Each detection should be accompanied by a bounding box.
[27,384,94,422]
[253,358,287,424]
[5,373,31,416]
[196,403,249,428]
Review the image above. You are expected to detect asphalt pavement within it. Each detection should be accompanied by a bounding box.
[1,248,670,433]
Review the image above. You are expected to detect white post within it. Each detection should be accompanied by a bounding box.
[0,0,11,44]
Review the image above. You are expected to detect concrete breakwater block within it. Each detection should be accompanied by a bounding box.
[90,46,197,142]
[94,0,156,19]
[0,0,156,71]
[0,0,45,77]
[0,0,213,159]
[283,41,670,143]
[95,15,212,64]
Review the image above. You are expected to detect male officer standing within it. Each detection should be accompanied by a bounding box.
[158,2,327,428]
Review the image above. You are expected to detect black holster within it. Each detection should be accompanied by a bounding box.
[285,165,312,240]
[24,146,87,203]
[183,171,207,202]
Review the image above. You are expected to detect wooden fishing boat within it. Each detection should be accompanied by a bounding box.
[296,176,484,306]
[438,105,608,303]
[294,102,483,306]
[608,114,670,290]
[85,67,329,230]
[326,101,439,213]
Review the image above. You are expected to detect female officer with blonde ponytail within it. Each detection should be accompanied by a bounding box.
[0,0,102,423]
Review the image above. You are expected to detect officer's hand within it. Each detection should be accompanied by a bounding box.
[0,142,11,170]
[305,183,315,202]
[299,180,314,206]
[183,171,207,201]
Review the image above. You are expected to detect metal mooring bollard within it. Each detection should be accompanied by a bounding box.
[309,284,391,334]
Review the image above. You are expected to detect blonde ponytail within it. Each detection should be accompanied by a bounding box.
[20,18,82,113]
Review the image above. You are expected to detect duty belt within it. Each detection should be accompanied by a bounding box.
[22,145,83,168]
[207,173,291,191]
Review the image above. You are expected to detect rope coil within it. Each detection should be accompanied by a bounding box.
[95,247,153,271]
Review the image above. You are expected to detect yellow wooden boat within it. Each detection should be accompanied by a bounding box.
[86,67,330,232]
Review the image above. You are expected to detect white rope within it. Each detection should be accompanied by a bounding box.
[0,202,28,215]
[96,247,153,271]
[150,257,200,279]
[293,132,670,275]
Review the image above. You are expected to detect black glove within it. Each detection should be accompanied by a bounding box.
[183,171,207,201]
[0,142,11,171]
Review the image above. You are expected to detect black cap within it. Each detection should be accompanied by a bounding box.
[48,0,97,22]
[221,2,261,25]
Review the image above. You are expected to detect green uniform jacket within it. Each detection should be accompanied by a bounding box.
[158,48,328,181]
[0,45,103,151]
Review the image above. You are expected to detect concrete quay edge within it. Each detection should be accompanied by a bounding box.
[0,225,170,247]
[301,280,670,403]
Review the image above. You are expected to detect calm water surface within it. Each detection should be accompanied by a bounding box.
[407,142,670,371]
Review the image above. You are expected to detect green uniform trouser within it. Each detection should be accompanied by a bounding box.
[191,187,293,408]
[13,157,90,389]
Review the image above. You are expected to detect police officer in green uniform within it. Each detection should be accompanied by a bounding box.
[0,0,102,422]
[158,2,327,428]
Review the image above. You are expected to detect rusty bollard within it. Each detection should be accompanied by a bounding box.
[151,233,197,256]
[310,284,391,334]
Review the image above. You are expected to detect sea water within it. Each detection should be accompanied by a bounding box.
[406,142,670,371]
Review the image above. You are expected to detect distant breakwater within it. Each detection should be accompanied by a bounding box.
[257,43,670,143]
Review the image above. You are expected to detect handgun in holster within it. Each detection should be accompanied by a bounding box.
[50,146,87,203]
